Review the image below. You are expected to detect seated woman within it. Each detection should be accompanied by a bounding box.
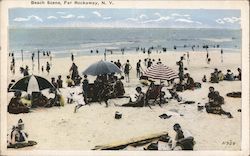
[46,90,65,107]
[184,73,195,90]
[235,68,241,81]
[122,87,145,107]
[31,92,49,107]
[168,87,182,102]
[224,70,235,81]
[8,119,37,148]
[205,89,232,118]
[210,73,219,83]
[169,123,194,150]
[9,119,28,145]
[8,91,29,114]
[218,71,224,81]
[114,76,125,97]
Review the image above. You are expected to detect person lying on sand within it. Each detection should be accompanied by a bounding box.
[122,87,146,107]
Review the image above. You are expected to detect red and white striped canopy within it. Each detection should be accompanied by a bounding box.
[144,63,179,80]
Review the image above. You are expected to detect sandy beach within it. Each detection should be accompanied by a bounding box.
[7,49,241,150]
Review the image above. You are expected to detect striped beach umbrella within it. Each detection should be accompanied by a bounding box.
[10,75,55,93]
[144,63,179,81]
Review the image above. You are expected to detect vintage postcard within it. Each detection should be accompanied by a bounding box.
[0,0,249,155]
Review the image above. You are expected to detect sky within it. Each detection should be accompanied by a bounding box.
[9,8,241,29]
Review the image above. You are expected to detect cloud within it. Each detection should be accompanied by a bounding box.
[223,17,240,23]
[215,19,225,24]
[195,21,202,25]
[56,11,66,14]
[139,14,148,19]
[215,17,240,24]
[77,16,85,19]
[175,18,202,25]
[142,16,171,23]
[171,13,190,17]
[13,15,43,22]
[92,11,102,17]
[175,18,194,23]
[103,17,111,20]
[61,14,75,19]
[126,18,139,21]
[47,16,57,19]
[154,12,161,17]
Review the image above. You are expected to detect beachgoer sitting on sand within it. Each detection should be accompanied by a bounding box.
[8,119,28,145]
[168,87,182,102]
[235,68,241,81]
[8,91,29,114]
[208,86,216,103]
[224,69,235,81]
[202,75,207,82]
[67,86,75,104]
[184,73,195,90]
[214,91,224,105]
[114,76,125,97]
[205,87,232,118]
[46,90,65,107]
[122,87,145,107]
[218,71,224,81]
[139,75,149,86]
[31,92,49,107]
[169,123,194,150]
[210,68,219,83]
[66,75,74,87]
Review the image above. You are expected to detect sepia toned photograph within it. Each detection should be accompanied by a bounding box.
[0,0,249,155]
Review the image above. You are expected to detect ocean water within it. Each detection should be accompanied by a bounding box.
[9,28,241,59]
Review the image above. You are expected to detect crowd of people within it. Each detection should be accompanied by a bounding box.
[208,68,241,83]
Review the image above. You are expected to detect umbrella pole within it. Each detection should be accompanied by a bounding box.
[159,79,162,106]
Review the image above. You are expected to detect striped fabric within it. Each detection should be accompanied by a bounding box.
[144,63,179,80]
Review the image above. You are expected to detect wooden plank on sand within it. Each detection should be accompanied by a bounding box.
[92,131,168,150]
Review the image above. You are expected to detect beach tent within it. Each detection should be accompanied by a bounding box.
[82,60,122,76]
[9,75,55,93]
[144,63,178,81]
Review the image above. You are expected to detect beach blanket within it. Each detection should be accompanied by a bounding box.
[226,92,241,98]
[7,141,37,149]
